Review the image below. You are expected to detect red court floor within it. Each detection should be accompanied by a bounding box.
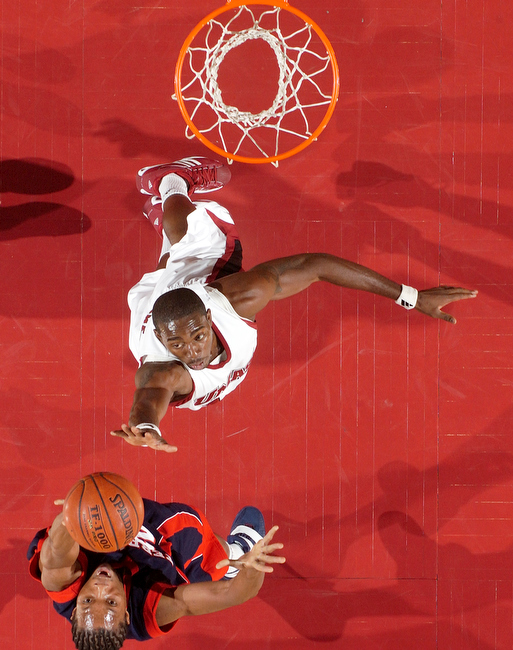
[1,0,512,648]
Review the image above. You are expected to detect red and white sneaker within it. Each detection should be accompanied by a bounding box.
[142,196,163,237]
[136,156,231,197]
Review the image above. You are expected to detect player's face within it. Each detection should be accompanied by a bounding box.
[74,564,128,631]
[155,309,217,371]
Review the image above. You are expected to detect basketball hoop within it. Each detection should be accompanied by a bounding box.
[174,0,339,165]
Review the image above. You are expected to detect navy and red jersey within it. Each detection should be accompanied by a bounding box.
[27,500,228,640]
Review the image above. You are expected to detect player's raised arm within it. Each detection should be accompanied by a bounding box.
[154,526,285,625]
[39,512,82,592]
[212,253,477,323]
[110,361,191,452]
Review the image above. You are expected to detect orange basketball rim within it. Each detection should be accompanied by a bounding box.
[174,0,340,165]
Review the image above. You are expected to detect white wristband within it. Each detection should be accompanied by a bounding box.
[136,422,162,436]
[395,285,418,310]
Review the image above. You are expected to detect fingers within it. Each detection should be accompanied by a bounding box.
[215,556,282,573]
[261,542,285,555]
[251,563,276,574]
[216,525,286,573]
[444,292,477,305]
[437,286,478,298]
[261,525,279,544]
[241,550,286,573]
[54,499,65,506]
[257,552,286,567]
[144,432,178,453]
[416,287,478,324]
[110,429,127,439]
[110,423,133,439]
[433,306,457,325]
[111,424,147,438]
[440,311,456,325]
[422,287,478,305]
[110,426,178,452]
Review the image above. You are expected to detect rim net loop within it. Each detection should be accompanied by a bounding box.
[175,2,339,164]
[207,26,289,129]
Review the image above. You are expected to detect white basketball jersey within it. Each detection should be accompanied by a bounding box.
[129,284,258,411]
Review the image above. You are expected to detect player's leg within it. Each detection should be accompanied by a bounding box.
[221,506,266,579]
[142,191,192,246]
[160,193,195,245]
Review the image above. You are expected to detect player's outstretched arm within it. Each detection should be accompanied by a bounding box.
[39,512,82,592]
[212,253,476,323]
[155,526,285,625]
[110,361,192,452]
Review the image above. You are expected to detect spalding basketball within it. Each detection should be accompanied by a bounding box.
[63,472,144,552]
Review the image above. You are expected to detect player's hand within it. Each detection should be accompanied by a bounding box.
[110,424,178,453]
[215,525,286,574]
[416,286,478,324]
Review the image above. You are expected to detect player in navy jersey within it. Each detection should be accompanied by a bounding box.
[111,157,478,453]
[28,497,284,649]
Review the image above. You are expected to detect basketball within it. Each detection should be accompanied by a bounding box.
[63,472,144,553]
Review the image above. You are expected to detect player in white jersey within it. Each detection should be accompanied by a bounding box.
[111,157,478,453]
[130,281,257,411]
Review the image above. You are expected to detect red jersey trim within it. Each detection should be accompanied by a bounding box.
[243,317,258,330]
[207,323,231,368]
[29,529,90,603]
[204,209,243,282]
[28,529,48,582]
[156,508,228,581]
[143,582,179,637]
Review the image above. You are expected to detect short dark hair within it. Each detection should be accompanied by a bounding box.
[71,618,128,650]
[152,288,207,330]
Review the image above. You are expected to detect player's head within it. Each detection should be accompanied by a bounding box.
[71,564,129,650]
[153,287,208,325]
[153,288,217,371]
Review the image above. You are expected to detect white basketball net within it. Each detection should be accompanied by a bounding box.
[176,4,336,163]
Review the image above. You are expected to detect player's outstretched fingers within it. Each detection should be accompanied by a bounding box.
[216,525,285,573]
[110,425,177,452]
[438,285,478,298]
[438,310,457,325]
[110,424,135,439]
[256,552,286,572]
[261,525,280,544]
[143,431,178,453]
[416,286,477,323]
